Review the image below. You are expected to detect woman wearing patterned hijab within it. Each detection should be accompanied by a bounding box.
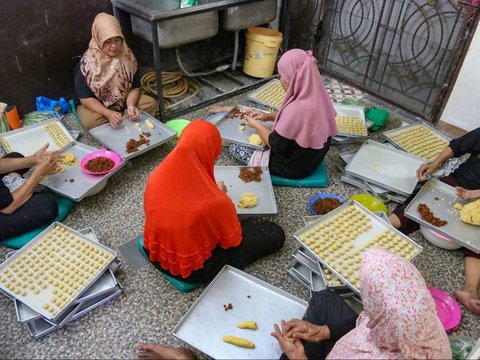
[272,249,451,359]
[74,13,156,129]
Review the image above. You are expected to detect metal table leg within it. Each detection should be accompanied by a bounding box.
[151,21,165,122]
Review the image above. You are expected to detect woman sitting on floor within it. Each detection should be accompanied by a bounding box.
[0,144,61,241]
[74,12,156,130]
[136,249,451,360]
[142,120,285,284]
[210,48,338,179]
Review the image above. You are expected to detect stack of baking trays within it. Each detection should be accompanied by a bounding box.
[339,140,428,204]
[247,78,285,111]
[0,119,126,201]
[331,104,370,145]
[0,222,122,339]
[289,201,422,298]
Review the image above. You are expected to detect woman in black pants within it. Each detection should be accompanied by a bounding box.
[0,144,61,240]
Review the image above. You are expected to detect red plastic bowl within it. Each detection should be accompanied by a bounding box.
[428,287,462,331]
[80,150,122,175]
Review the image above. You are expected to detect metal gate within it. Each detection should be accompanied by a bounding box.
[284,0,477,121]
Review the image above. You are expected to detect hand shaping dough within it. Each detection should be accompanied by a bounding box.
[460,199,480,225]
[237,193,257,208]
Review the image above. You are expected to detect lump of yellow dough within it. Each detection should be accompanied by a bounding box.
[237,192,257,208]
[460,199,480,225]
[454,203,463,210]
[62,152,75,165]
[248,134,264,146]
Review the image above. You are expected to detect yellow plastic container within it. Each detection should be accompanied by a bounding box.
[243,27,283,78]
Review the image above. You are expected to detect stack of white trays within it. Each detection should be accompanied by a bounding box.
[2,226,122,339]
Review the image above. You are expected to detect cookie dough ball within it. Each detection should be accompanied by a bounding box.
[460,199,480,225]
[248,134,264,146]
[237,192,257,208]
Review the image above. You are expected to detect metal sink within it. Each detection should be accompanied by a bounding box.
[131,11,219,49]
[219,0,277,31]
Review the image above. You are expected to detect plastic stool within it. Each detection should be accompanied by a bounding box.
[271,161,328,187]
[136,236,200,293]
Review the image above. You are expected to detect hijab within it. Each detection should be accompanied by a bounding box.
[273,49,338,149]
[327,249,451,359]
[80,12,137,110]
[143,121,242,278]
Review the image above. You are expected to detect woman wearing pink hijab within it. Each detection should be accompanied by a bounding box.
[272,249,451,360]
[214,49,338,179]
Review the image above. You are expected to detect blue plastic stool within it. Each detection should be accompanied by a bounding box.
[137,236,201,293]
[271,161,328,188]
[0,195,75,249]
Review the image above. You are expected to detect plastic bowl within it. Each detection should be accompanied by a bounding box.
[428,287,462,331]
[348,193,388,213]
[307,193,346,215]
[420,225,462,250]
[80,150,122,175]
[165,119,191,138]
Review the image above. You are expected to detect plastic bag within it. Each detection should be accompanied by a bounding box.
[450,336,476,360]
[35,96,69,115]
[23,111,60,127]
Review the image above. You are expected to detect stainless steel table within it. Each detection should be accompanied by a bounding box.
[111,0,260,122]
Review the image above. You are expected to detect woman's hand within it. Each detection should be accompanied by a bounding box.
[217,181,227,193]
[271,321,307,360]
[208,105,233,114]
[244,115,262,129]
[416,162,438,181]
[33,156,59,177]
[456,187,480,200]
[106,110,123,127]
[33,143,62,166]
[127,105,140,120]
[283,319,331,343]
[245,109,274,122]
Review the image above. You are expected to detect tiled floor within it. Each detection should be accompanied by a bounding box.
[0,76,478,359]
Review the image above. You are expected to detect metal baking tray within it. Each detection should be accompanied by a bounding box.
[294,201,423,295]
[0,221,117,322]
[89,111,176,160]
[310,270,327,292]
[286,264,310,290]
[345,140,426,196]
[341,171,390,195]
[74,269,118,303]
[214,166,277,216]
[15,299,42,323]
[70,284,122,321]
[78,227,99,242]
[332,135,365,145]
[404,179,480,253]
[24,141,125,202]
[0,119,73,156]
[26,318,57,340]
[292,249,322,276]
[173,265,308,360]
[247,79,285,110]
[333,104,368,138]
[384,123,450,161]
[214,106,273,150]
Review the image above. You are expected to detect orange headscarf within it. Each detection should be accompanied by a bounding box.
[80,13,137,110]
[143,121,242,278]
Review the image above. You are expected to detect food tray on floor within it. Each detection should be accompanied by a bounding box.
[384,123,450,162]
[293,201,422,295]
[0,222,117,322]
[173,265,307,360]
[214,166,277,216]
[345,140,426,196]
[333,104,368,138]
[214,106,273,150]
[404,179,480,253]
[0,119,73,156]
[247,79,285,110]
[89,111,176,160]
[24,141,125,202]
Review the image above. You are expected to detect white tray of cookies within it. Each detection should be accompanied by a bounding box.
[333,104,368,138]
[294,201,422,295]
[0,222,117,322]
[247,79,286,110]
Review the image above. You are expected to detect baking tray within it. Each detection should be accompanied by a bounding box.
[292,249,322,276]
[404,179,480,253]
[24,141,125,202]
[214,106,273,150]
[71,284,122,321]
[0,119,73,156]
[0,222,117,322]
[384,123,450,161]
[341,172,390,195]
[310,271,327,292]
[15,299,42,322]
[297,247,347,289]
[173,265,307,360]
[89,111,176,160]
[247,79,285,110]
[345,140,426,196]
[75,269,118,303]
[333,104,368,138]
[26,318,57,340]
[214,166,277,216]
[286,261,311,290]
[294,201,423,295]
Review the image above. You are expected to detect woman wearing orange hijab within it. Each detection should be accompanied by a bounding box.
[143,120,285,283]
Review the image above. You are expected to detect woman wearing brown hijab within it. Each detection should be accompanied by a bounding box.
[74,13,156,129]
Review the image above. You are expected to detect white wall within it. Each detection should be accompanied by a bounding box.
[440,24,480,131]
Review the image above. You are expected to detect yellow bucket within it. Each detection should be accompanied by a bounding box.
[243,27,283,78]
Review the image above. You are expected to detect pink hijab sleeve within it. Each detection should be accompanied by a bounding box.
[273,49,338,149]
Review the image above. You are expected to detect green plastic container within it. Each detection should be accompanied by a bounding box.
[365,107,389,132]
[165,119,191,138]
